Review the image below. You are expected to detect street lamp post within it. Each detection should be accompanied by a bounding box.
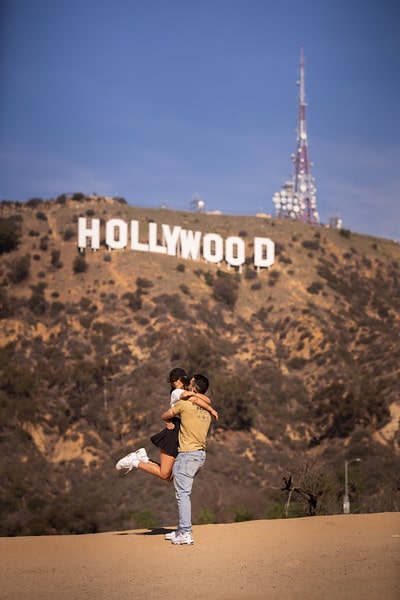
[343,458,362,514]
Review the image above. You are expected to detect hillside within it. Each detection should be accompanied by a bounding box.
[0,195,399,535]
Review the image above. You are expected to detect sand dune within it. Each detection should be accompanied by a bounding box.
[1,513,399,600]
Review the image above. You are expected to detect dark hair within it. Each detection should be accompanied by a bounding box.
[168,367,189,393]
[192,373,209,394]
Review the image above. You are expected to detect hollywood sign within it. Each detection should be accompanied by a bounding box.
[78,218,275,269]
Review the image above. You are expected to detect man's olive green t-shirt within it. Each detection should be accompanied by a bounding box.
[171,400,211,452]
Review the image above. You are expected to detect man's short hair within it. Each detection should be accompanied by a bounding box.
[192,373,209,394]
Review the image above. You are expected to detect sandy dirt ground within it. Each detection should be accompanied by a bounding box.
[1,512,399,600]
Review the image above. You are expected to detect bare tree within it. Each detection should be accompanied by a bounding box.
[278,457,339,517]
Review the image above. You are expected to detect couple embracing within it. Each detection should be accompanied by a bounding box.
[116,368,218,545]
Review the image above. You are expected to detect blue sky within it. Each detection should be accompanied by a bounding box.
[1,0,399,241]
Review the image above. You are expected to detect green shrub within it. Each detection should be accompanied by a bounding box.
[212,275,239,308]
[0,364,38,419]
[265,503,286,520]
[130,509,159,529]
[0,217,21,254]
[136,277,153,289]
[179,283,190,295]
[288,356,307,370]
[92,321,115,339]
[0,288,13,318]
[8,254,30,283]
[184,335,223,375]
[51,249,63,268]
[212,374,255,431]
[73,254,88,274]
[28,283,48,315]
[72,192,85,201]
[268,270,280,286]
[151,293,189,319]
[63,228,75,241]
[197,508,217,524]
[122,291,142,311]
[244,267,257,280]
[39,236,48,251]
[307,281,324,294]
[232,506,253,522]
[50,301,65,315]
[204,271,213,286]
[26,198,43,208]
[302,239,320,251]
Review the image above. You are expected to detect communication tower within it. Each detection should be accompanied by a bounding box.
[273,50,319,224]
[189,193,205,213]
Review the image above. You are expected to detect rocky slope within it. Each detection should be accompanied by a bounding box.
[0,196,399,535]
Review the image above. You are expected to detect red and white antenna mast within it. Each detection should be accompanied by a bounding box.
[273,50,319,224]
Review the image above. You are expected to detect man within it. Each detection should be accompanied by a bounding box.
[162,373,212,545]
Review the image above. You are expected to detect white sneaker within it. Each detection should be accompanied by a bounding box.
[165,530,179,540]
[171,531,194,545]
[135,447,149,463]
[115,448,148,473]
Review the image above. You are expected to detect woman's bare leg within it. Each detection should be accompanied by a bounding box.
[137,450,175,481]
